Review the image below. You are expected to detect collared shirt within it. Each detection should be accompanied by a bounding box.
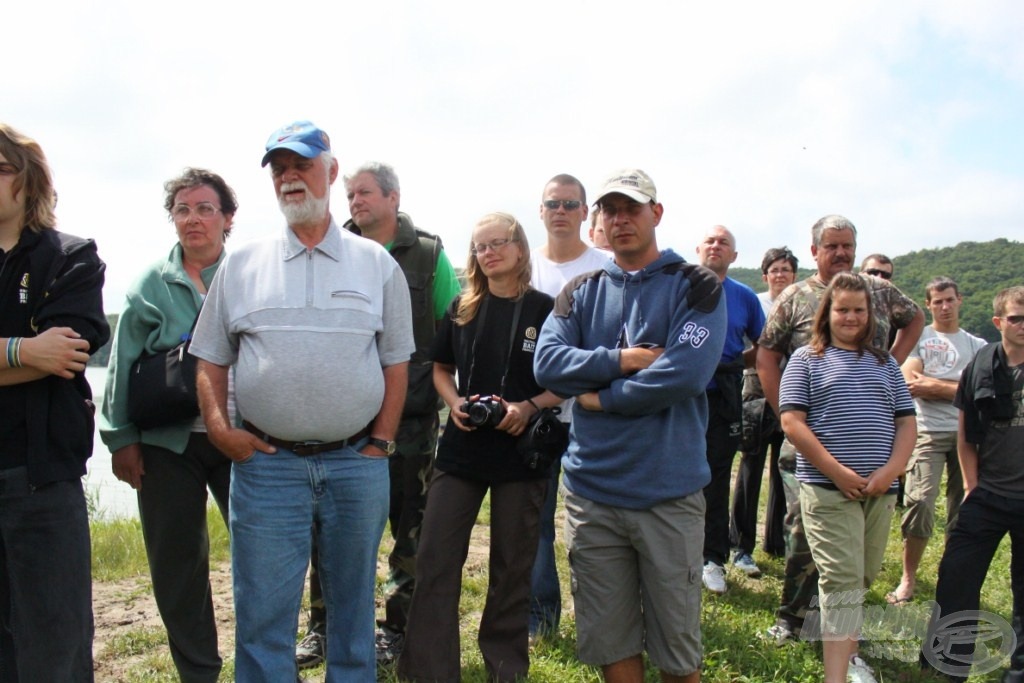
[190,219,413,441]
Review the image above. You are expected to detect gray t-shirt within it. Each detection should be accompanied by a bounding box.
[190,220,413,442]
[908,325,987,432]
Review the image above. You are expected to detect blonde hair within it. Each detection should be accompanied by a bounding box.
[455,212,532,325]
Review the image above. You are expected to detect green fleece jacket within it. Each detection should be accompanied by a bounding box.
[100,243,224,455]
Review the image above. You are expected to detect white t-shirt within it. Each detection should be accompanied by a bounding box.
[757,290,774,317]
[908,325,987,432]
[530,245,610,422]
[530,246,610,299]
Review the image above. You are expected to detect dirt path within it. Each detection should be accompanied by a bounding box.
[92,522,494,682]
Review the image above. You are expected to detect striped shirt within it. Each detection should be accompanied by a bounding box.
[780,345,915,488]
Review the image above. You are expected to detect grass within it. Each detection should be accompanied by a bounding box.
[89,468,1015,682]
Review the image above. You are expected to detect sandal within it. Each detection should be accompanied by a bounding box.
[885,589,913,605]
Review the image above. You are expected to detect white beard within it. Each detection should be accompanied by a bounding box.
[278,182,329,225]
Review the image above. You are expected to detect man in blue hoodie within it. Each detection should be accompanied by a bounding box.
[535,169,727,683]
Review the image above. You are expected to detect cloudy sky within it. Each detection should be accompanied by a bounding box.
[7,1,1023,309]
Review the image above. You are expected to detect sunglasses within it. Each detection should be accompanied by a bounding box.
[543,199,582,211]
[1003,315,1024,327]
[864,269,892,280]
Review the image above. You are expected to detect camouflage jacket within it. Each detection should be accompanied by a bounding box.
[759,273,919,358]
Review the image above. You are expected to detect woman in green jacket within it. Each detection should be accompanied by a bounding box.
[100,168,237,683]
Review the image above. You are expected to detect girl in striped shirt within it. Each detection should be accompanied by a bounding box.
[779,272,917,683]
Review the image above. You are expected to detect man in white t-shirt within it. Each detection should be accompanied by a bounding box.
[888,276,987,605]
[528,173,609,640]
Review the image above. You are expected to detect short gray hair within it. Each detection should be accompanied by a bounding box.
[811,214,857,247]
[344,161,400,199]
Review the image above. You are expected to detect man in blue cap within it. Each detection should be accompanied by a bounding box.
[190,120,414,682]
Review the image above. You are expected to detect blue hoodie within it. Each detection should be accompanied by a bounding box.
[534,249,726,509]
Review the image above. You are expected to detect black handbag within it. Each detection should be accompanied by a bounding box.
[517,404,568,472]
[127,318,200,430]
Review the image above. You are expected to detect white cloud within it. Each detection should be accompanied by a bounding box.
[6,0,1022,310]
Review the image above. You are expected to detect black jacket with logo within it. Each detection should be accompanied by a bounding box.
[0,228,109,486]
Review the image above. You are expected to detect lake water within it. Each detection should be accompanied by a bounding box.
[84,366,139,518]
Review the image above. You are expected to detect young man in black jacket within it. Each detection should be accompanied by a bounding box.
[923,285,1024,683]
[0,123,109,682]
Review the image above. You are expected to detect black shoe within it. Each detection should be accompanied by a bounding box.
[375,625,405,665]
[295,630,325,670]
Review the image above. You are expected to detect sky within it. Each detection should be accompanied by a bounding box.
[7,0,1024,310]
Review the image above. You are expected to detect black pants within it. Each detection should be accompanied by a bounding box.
[139,434,231,683]
[703,390,741,566]
[923,487,1024,682]
[0,468,93,683]
[730,401,786,557]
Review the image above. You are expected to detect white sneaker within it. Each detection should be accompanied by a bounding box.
[732,551,762,577]
[847,655,877,683]
[761,622,796,646]
[702,561,727,594]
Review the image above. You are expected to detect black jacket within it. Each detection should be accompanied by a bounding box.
[958,341,1015,446]
[0,228,109,486]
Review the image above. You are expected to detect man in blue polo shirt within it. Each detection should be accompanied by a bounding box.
[696,225,766,593]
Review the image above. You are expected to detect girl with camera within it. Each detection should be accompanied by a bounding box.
[398,212,562,683]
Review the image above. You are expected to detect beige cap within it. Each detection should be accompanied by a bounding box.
[593,169,657,204]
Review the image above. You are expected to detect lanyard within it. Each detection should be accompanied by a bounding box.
[462,293,524,399]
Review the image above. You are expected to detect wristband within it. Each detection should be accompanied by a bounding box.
[6,337,22,369]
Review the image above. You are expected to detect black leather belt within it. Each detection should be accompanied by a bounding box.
[242,420,369,456]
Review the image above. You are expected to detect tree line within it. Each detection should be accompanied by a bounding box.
[730,238,1022,343]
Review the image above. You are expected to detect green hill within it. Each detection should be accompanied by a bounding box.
[93,239,1021,365]
[729,238,1023,343]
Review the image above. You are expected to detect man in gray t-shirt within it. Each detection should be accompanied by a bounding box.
[889,277,986,605]
[190,120,413,681]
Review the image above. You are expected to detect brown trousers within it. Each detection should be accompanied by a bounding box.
[398,470,547,683]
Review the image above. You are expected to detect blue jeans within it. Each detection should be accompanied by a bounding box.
[529,456,562,636]
[230,445,388,683]
[0,467,94,683]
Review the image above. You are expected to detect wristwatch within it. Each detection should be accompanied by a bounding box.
[368,437,397,455]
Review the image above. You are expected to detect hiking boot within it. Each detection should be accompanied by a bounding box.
[702,561,727,594]
[732,551,762,577]
[375,625,405,665]
[295,630,325,670]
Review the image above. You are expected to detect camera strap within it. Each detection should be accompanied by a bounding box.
[463,293,524,400]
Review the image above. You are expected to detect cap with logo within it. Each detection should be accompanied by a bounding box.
[261,121,331,167]
[593,169,657,204]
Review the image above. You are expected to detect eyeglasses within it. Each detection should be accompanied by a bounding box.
[1002,315,1024,327]
[864,269,892,280]
[543,200,582,211]
[471,238,517,255]
[170,202,221,222]
[767,267,794,276]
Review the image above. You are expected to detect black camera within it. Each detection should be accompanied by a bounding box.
[460,395,507,428]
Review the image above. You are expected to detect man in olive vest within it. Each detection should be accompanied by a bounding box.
[294,161,461,668]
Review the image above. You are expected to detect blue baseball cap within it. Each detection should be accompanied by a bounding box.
[261,121,332,167]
